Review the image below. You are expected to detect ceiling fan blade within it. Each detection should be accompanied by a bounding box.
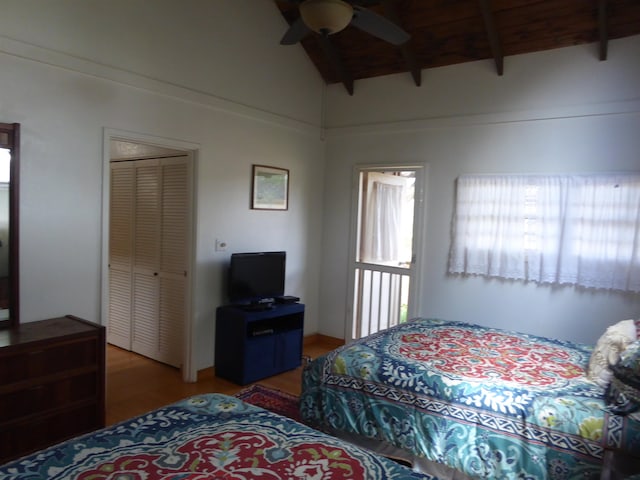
[350,6,410,45]
[280,16,312,45]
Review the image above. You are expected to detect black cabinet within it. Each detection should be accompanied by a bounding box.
[215,303,304,385]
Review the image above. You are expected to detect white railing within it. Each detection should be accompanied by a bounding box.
[352,263,410,339]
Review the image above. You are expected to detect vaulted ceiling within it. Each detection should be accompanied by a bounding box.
[274,0,640,95]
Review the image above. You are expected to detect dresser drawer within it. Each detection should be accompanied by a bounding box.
[0,371,98,423]
[0,316,105,463]
[0,337,99,385]
[0,403,100,463]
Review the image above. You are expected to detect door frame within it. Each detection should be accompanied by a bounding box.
[345,163,429,342]
[101,128,200,382]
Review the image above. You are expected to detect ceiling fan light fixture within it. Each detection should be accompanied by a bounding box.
[299,0,353,36]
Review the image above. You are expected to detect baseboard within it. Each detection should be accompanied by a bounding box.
[197,366,215,381]
[303,333,344,348]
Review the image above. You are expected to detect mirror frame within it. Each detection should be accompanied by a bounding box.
[0,122,19,329]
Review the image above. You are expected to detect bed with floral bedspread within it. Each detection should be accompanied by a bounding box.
[300,318,640,479]
[0,393,430,479]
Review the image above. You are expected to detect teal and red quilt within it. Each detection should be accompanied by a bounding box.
[300,318,640,479]
[0,394,430,479]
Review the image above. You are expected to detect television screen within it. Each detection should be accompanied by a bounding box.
[228,251,286,304]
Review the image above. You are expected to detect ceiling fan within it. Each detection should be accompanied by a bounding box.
[279,0,410,46]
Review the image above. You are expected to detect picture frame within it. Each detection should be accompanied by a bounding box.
[251,164,289,210]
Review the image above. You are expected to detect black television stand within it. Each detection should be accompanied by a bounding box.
[215,302,304,385]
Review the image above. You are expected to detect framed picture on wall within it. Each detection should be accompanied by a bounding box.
[251,165,289,210]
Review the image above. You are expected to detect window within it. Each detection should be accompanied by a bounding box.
[449,174,640,292]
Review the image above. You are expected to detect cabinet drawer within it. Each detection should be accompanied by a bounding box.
[0,372,98,423]
[0,338,98,385]
[0,403,100,463]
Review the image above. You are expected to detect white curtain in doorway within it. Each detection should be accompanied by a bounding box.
[363,181,403,263]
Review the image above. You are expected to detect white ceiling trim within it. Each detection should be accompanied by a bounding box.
[324,98,640,138]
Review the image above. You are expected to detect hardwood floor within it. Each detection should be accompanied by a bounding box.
[106,336,341,426]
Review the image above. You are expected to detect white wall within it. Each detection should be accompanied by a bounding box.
[320,36,640,344]
[0,0,325,371]
[0,0,320,126]
[2,0,639,371]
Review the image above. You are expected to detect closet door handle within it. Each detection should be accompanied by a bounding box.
[154,272,158,276]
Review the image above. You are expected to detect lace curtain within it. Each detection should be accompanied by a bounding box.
[362,181,403,263]
[448,174,640,292]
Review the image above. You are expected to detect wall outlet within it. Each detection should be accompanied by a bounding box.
[215,239,228,252]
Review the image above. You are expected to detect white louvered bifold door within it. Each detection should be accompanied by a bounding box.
[108,162,135,349]
[131,159,162,363]
[109,155,191,369]
[132,157,190,368]
[158,158,189,367]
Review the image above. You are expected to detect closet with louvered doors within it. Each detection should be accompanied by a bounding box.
[108,155,192,368]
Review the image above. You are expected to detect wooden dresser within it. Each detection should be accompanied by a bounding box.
[0,315,105,463]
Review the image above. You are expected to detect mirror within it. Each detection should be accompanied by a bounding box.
[0,123,19,329]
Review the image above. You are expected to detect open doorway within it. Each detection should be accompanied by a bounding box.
[102,131,198,382]
[347,165,427,341]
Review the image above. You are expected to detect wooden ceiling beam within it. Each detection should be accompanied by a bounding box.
[478,0,504,76]
[380,0,421,86]
[274,0,640,87]
[318,35,354,95]
[598,0,608,61]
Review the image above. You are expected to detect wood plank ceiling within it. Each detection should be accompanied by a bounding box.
[274,0,640,95]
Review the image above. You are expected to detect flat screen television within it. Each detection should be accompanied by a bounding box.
[228,251,286,305]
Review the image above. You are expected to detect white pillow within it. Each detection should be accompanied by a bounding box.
[587,319,637,388]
